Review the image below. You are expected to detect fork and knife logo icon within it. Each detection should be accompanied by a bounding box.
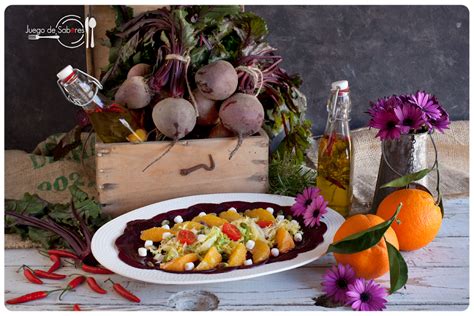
[27,14,96,49]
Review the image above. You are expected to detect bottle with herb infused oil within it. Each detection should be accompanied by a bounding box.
[317,80,353,217]
[57,65,145,143]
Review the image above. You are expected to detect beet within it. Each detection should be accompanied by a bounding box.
[219,93,264,159]
[127,63,152,79]
[143,98,197,172]
[193,89,219,126]
[195,60,238,101]
[115,76,152,109]
[152,98,196,139]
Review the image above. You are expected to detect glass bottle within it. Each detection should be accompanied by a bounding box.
[317,80,354,217]
[56,65,143,143]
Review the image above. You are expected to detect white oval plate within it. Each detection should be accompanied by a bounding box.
[91,193,344,284]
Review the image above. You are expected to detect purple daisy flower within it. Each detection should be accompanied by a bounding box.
[393,103,425,134]
[291,186,321,217]
[369,109,402,140]
[303,194,328,227]
[346,278,388,311]
[321,264,356,304]
[429,106,450,133]
[408,91,442,120]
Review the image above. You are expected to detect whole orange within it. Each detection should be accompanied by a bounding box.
[376,188,442,251]
[333,214,399,279]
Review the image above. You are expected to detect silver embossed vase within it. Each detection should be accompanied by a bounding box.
[371,132,430,212]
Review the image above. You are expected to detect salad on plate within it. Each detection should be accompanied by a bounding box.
[115,201,327,273]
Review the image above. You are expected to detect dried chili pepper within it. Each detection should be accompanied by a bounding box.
[18,265,43,284]
[34,270,67,280]
[47,254,61,273]
[86,277,107,294]
[6,289,64,305]
[81,263,113,275]
[59,275,86,300]
[73,304,81,311]
[48,249,79,260]
[105,279,141,303]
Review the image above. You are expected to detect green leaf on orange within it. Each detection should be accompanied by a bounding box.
[386,240,408,293]
[327,203,402,254]
[380,168,431,188]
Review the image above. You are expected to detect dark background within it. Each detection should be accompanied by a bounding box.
[4,5,469,152]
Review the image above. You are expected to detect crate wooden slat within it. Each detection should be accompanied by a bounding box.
[96,132,269,216]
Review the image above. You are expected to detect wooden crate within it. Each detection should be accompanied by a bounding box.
[96,133,269,216]
[87,5,269,216]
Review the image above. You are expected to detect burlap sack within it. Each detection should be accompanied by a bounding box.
[5,132,98,248]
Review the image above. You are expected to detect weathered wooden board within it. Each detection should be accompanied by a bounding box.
[4,198,469,311]
[96,132,269,216]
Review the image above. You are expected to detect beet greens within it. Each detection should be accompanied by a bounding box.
[101,5,312,162]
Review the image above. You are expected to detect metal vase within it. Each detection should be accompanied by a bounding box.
[371,132,429,212]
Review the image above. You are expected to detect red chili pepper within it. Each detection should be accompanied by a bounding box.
[86,277,107,294]
[47,249,79,260]
[47,254,61,273]
[105,279,140,303]
[34,270,67,280]
[6,289,64,305]
[73,304,81,311]
[59,276,86,300]
[81,264,113,275]
[18,266,43,284]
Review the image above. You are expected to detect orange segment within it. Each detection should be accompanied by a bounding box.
[159,253,199,272]
[170,221,204,233]
[219,210,242,222]
[227,243,247,267]
[245,208,275,222]
[195,246,222,271]
[140,227,171,242]
[192,214,228,227]
[275,227,295,253]
[251,240,270,264]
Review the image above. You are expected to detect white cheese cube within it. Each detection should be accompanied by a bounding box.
[244,259,253,266]
[144,240,153,247]
[184,262,195,271]
[198,212,206,217]
[228,207,237,212]
[162,232,172,239]
[174,215,184,224]
[161,224,170,230]
[276,215,285,222]
[246,240,256,250]
[291,219,299,226]
[294,232,303,242]
[266,207,274,214]
[271,248,280,257]
[138,247,148,257]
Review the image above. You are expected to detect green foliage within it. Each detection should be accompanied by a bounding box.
[5,186,109,249]
[381,168,432,188]
[386,240,408,293]
[269,153,316,196]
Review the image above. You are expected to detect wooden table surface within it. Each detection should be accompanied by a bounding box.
[4,198,469,311]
